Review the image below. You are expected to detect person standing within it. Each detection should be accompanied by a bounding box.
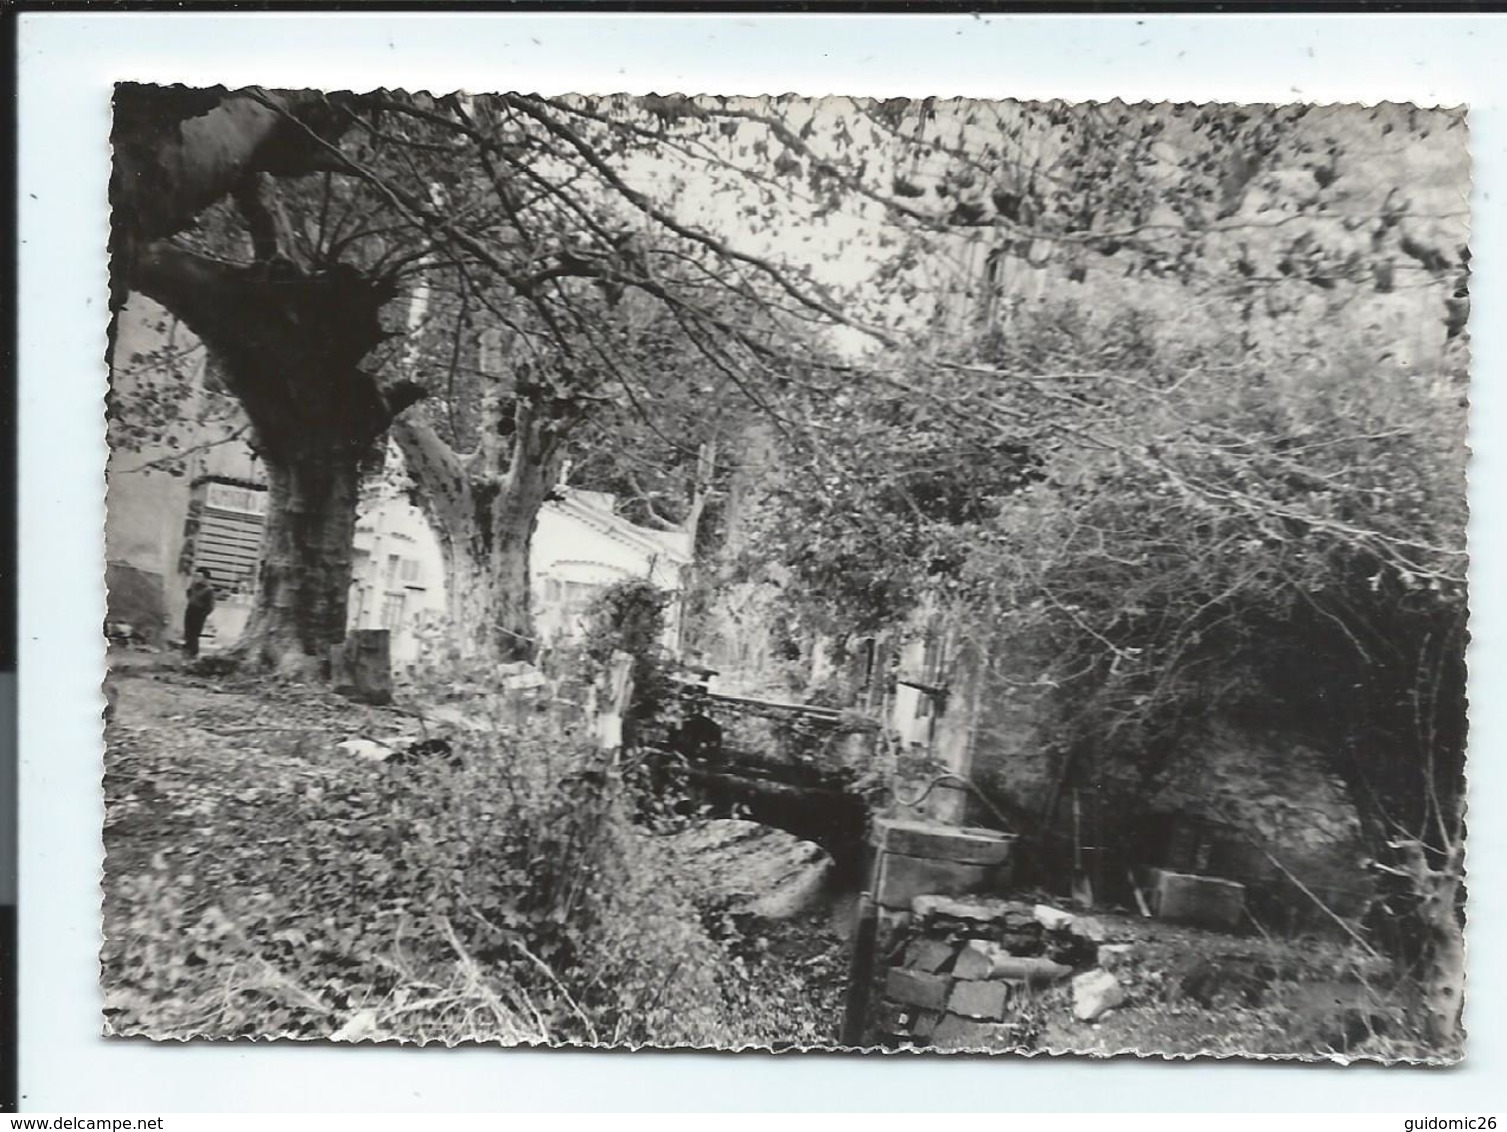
[183,568,218,659]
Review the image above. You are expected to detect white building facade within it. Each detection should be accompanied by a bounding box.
[531,489,693,653]
[346,490,450,666]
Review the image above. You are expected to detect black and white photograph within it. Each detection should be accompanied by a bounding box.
[100,82,1470,1061]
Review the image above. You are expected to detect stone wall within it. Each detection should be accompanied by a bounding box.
[848,819,1134,1052]
[861,894,1125,1052]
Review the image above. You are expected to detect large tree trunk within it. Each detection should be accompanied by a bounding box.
[236,450,363,674]
[392,417,494,662]
[441,534,497,661]
[129,243,422,673]
[490,449,562,663]
[427,476,555,664]
[394,401,569,665]
[109,86,420,677]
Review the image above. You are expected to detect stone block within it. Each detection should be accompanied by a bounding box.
[1034,904,1076,931]
[904,938,958,973]
[885,967,951,1011]
[1151,869,1246,931]
[332,629,393,706]
[876,853,1009,910]
[1072,969,1126,1021]
[910,1009,942,1039]
[947,978,1013,1021]
[931,1015,1030,1051]
[871,819,1018,866]
[952,939,997,981]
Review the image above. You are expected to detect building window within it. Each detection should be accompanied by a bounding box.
[189,482,266,591]
[544,577,563,603]
[382,593,406,631]
[385,554,400,586]
[400,558,421,584]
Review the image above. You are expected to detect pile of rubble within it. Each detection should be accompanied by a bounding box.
[871,895,1136,1051]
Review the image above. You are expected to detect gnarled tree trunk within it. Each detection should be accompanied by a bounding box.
[110,85,421,676]
[441,531,498,661]
[236,450,363,673]
[490,446,563,663]
[130,242,422,674]
[394,398,570,665]
[423,472,559,665]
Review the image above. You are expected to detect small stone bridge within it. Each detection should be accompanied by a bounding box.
[638,687,876,877]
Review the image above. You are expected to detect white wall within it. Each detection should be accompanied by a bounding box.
[532,495,690,650]
[348,492,450,666]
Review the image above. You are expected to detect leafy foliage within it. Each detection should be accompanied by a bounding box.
[826,100,1468,344]
[107,311,245,475]
[580,577,677,733]
[103,669,737,1046]
[752,289,1466,979]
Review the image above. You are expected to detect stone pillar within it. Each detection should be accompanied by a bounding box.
[870,818,1017,911]
[331,628,392,705]
[593,650,635,751]
[843,819,1018,1045]
[929,639,985,824]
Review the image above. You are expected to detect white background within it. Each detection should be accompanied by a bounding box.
[16,11,1507,1112]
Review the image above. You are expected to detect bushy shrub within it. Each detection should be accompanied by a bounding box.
[103,699,735,1046]
[580,577,677,736]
